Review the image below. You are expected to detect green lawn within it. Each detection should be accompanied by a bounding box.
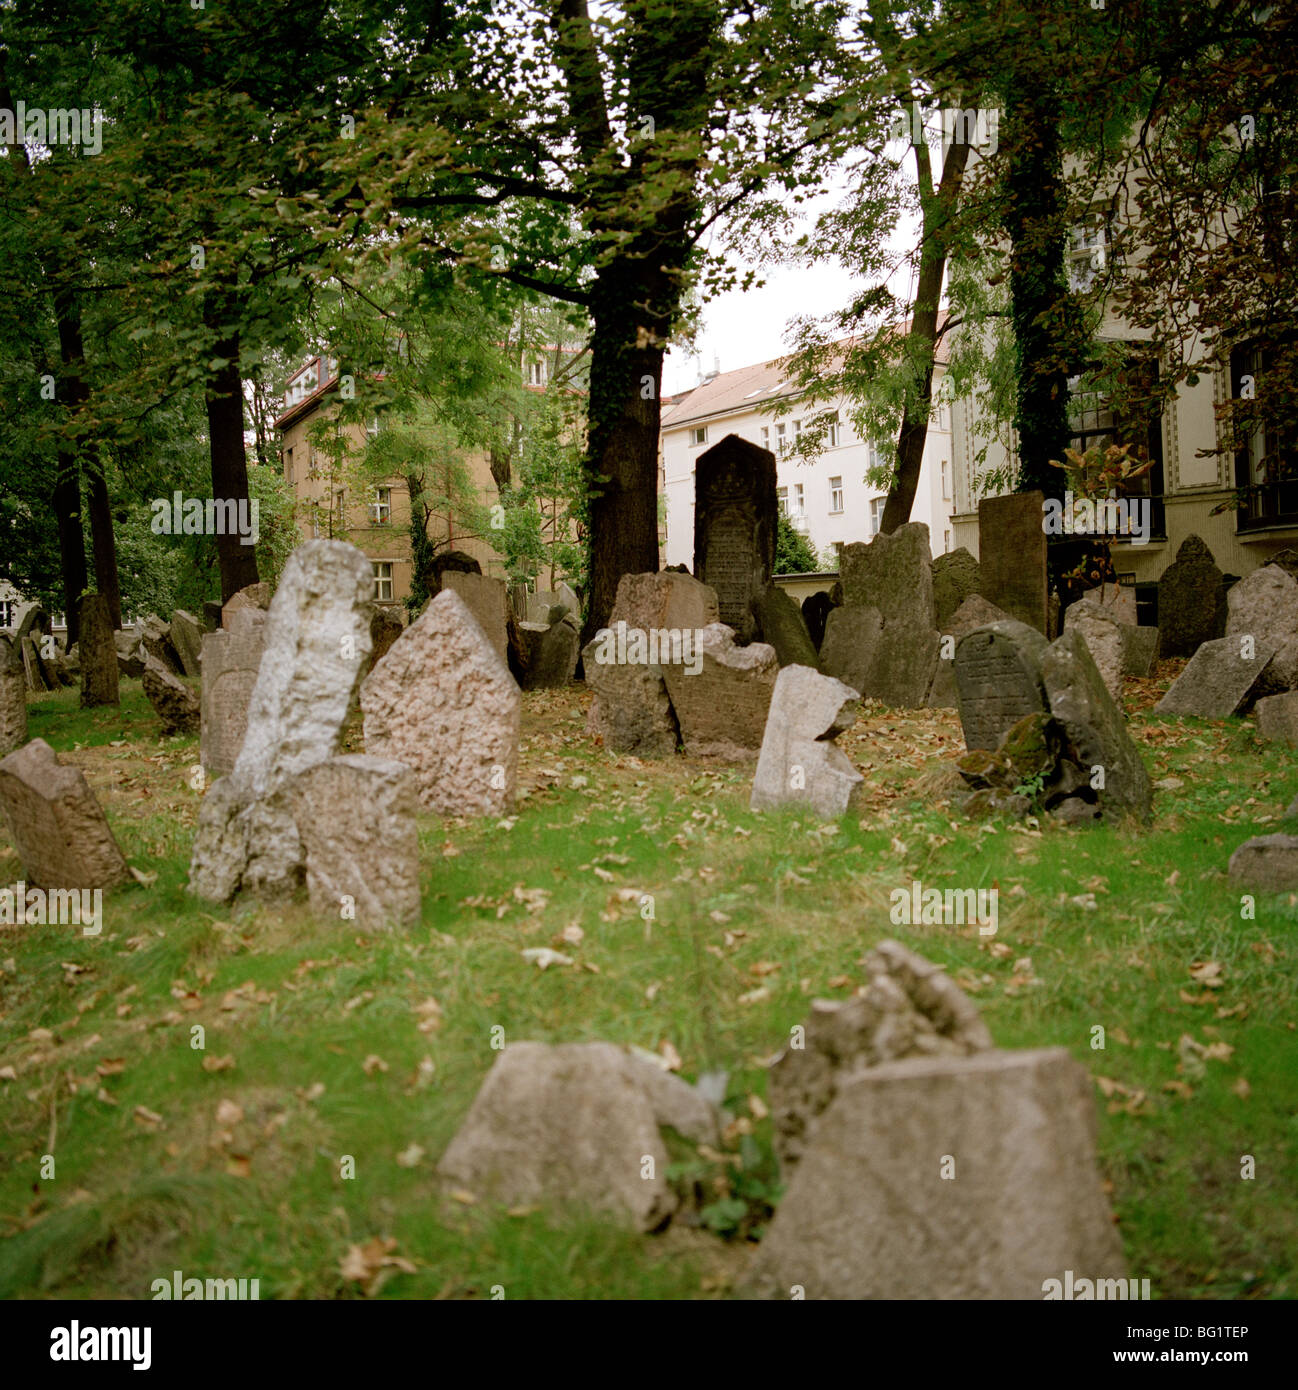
[0,677,1294,1299]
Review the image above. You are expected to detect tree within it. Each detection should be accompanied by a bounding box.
[774,515,820,575]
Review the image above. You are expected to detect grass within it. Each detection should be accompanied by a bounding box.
[0,668,1295,1300]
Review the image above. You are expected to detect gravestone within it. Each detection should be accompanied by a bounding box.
[1227,835,1298,893]
[425,549,481,594]
[368,605,404,673]
[516,620,580,690]
[20,636,51,694]
[750,664,863,817]
[978,492,1049,633]
[169,610,204,678]
[199,609,268,778]
[222,582,272,629]
[801,591,836,651]
[819,605,883,697]
[441,570,509,661]
[141,655,201,735]
[1121,625,1159,678]
[1155,636,1276,718]
[661,625,779,761]
[79,594,120,708]
[139,615,183,676]
[202,601,223,631]
[1256,691,1298,746]
[437,1041,718,1232]
[112,629,146,680]
[931,547,982,629]
[927,594,1013,708]
[1265,548,1298,584]
[14,604,48,650]
[1062,597,1125,704]
[1225,564,1298,697]
[693,433,777,642]
[361,587,520,816]
[954,620,1050,751]
[1157,535,1225,657]
[0,738,131,890]
[189,541,373,904]
[743,1047,1125,1300]
[289,755,421,927]
[1041,629,1152,822]
[0,638,27,757]
[752,583,819,669]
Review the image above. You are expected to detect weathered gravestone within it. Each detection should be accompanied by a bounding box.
[199,609,268,778]
[1062,597,1125,704]
[1155,636,1276,718]
[583,571,719,756]
[954,620,1049,751]
[693,433,777,643]
[1265,548,1298,584]
[0,638,28,757]
[79,594,120,708]
[221,582,272,629]
[169,610,204,678]
[288,755,421,927]
[661,625,779,761]
[515,619,580,690]
[141,655,201,735]
[1225,563,1298,698]
[818,605,882,697]
[437,1041,719,1232]
[112,628,146,680]
[926,594,1013,709]
[836,523,941,707]
[441,570,509,662]
[1256,691,1298,746]
[361,586,520,816]
[750,665,863,817]
[0,738,131,889]
[367,604,404,674]
[202,601,223,631]
[1122,624,1159,678]
[1157,534,1225,657]
[139,615,183,676]
[978,492,1049,633]
[752,582,819,669]
[1227,834,1298,893]
[744,1047,1126,1300]
[931,547,982,629]
[189,541,373,903]
[1041,629,1152,822]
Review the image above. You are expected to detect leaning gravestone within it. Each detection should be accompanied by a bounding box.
[1062,597,1125,705]
[661,625,778,761]
[0,638,28,757]
[1041,629,1152,822]
[139,615,183,676]
[1157,534,1225,657]
[142,655,201,735]
[926,594,1013,709]
[817,605,882,697]
[693,433,777,643]
[954,620,1049,751]
[189,541,373,903]
[367,605,404,673]
[169,610,204,678]
[930,547,982,629]
[437,1041,719,1232]
[441,570,509,662]
[288,755,421,927]
[362,587,520,816]
[0,738,131,889]
[978,492,1049,633]
[199,609,268,777]
[1225,563,1298,698]
[221,582,272,629]
[112,629,146,680]
[750,664,863,817]
[743,1047,1126,1300]
[79,594,120,709]
[752,583,819,669]
[1155,636,1276,718]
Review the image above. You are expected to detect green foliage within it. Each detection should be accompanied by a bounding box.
[773,514,820,575]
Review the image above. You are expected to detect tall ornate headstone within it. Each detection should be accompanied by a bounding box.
[693,433,777,643]
[1157,534,1225,657]
[979,492,1049,634]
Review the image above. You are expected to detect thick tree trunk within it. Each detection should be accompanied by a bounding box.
[204,329,261,603]
[52,453,88,646]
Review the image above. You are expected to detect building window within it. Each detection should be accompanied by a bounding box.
[525,361,546,387]
[944,529,952,553]
[829,476,844,514]
[776,423,787,455]
[373,562,393,602]
[777,486,789,516]
[285,448,294,486]
[867,443,885,475]
[690,426,707,446]
[1230,342,1298,530]
[1068,213,1113,294]
[760,426,770,450]
[827,414,840,448]
[367,414,380,438]
[0,600,14,628]
[370,486,392,525]
[793,419,803,441]
[794,483,804,514]
[869,496,885,536]
[941,459,950,500]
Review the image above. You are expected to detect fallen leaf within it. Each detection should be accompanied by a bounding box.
[133,1105,163,1129]
[201,1055,236,1073]
[215,1099,243,1127]
[362,1054,389,1076]
[521,948,571,970]
[395,1143,426,1169]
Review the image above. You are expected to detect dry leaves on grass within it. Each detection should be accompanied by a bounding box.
[339,1237,418,1296]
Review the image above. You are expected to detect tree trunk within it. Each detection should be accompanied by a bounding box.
[52,452,88,646]
[204,328,261,603]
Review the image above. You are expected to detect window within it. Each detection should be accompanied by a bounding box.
[370,486,392,525]
[776,423,787,454]
[793,419,803,441]
[690,426,707,447]
[869,497,885,536]
[373,562,393,602]
[525,361,546,387]
[1067,212,1118,294]
[868,443,884,474]
[794,483,804,514]
[285,447,294,486]
[777,486,789,516]
[827,414,840,448]
[760,426,770,450]
[51,611,66,630]
[941,459,950,500]
[1230,342,1298,529]
[944,530,952,553]
[0,600,13,628]
[366,414,380,438]
[829,476,844,514]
